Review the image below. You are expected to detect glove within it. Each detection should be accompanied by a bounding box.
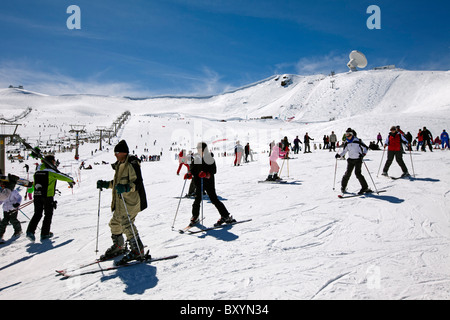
[184,173,192,180]
[335,154,341,159]
[359,153,366,159]
[198,171,210,179]
[115,184,131,195]
[97,180,109,190]
[13,203,20,208]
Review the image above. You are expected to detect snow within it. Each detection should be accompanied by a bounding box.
[0,69,449,300]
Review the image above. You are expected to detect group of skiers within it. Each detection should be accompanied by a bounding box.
[263,125,444,195]
[415,128,449,151]
[1,123,446,265]
[376,128,450,152]
[1,155,76,244]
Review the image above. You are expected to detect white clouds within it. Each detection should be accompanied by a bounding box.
[0,60,153,97]
[294,52,348,75]
[0,60,236,97]
[273,52,349,76]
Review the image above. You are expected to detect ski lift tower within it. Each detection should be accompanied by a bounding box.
[69,124,86,161]
[0,123,20,174]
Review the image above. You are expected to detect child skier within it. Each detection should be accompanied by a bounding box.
[335,128,371,194]
[0,180,23,241]
[266,142,286,181]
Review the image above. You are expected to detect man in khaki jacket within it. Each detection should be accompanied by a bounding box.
[97,140,148,265]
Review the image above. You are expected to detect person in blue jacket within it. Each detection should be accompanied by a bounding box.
[440,130,449,149]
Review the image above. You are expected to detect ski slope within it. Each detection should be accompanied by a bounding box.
[0,69,449,300]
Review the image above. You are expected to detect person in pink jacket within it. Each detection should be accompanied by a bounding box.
[266,142,286,181]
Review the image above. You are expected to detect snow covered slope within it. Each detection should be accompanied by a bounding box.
[0,69,449,301]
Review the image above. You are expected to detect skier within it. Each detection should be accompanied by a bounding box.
[176,149,190,175]
[26,155,75,242]
[234,141,244,166]
[304,133,314,153]
[0,178,22,241]
[96,140,148,265]
[189,142,235,227]
[179,151,196,198]
[434,136,441,149]
[329,131,337,152]
[421,126,433,152]
[266,142,286,181]
[335,128,371,194]
[293,136,302,154]
[440,129,449,149]
[381,126,410,178]
[244,143,250,163]
[281,136,291,158]
[376,132,383,146]
[416,129,423,151]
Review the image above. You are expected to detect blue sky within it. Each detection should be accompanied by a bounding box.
[0,0,448,96]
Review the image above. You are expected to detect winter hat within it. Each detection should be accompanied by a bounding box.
[345,128,353,135]
[114,140,129,153]
[44,155,56,162]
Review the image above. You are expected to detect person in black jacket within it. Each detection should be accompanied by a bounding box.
[421,126,433,152]
[189,142,235,227]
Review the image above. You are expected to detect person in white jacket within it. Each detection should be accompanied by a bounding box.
[335,128,371,194]
[0,183,23,240]
[234,141,244,166]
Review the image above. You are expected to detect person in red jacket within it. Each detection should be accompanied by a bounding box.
[176,149,190,175]
[381,126,410,177]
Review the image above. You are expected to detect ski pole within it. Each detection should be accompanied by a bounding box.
[279,157,286,177]
[377,148,386,177]
[120,194,144,260]
[287,157,290,178]
[333,158,338,190]
[171,178,187,230]
[363,160,379,194]
[409,148,416,178]
[200,178,204,223]
[95,189,101,254]
[19,208,40,230]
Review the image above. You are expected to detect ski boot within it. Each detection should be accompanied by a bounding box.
[13,230,22,238]
[401,172,410,178]
[26,232,36,242]
[358,187,373,195]
[115,236,146,266]
[214,215,236,227]
[189,216,200,227]
[100,234,127,261]
[40,232,54,241]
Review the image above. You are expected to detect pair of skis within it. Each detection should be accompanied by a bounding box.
[55,252,178,279]
[338,190,387,199]
[0,175,33,188]
[178,219,252,234]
